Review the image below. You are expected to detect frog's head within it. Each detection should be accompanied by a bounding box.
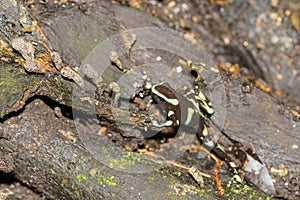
[149,83,182,128]
[151,83,179,109]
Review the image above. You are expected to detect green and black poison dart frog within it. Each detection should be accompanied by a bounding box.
[142,81,241,176]
[146,82,212,141]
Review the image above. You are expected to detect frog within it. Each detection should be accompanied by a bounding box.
[141,81,243,181]
[144,82,218,147]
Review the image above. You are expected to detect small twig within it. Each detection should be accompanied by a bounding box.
[193,143,219,162]
[143,151,211,178]
[212,158,225,196]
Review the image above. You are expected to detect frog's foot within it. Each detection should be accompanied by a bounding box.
[152,120,173,128]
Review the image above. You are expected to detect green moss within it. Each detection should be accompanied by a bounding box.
[76,171,116,188]
[105,176,117,187]
[33,79,40,84]
[148,177,155,183]
[154,167,161,173]
[174,171,181,177]
[76,174,87,183]
[94,172,117,187]
[198,188,205,197]
[96,174,104,185]
[50,169,55,175]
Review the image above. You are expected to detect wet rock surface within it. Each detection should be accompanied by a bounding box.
[0,0,299,199]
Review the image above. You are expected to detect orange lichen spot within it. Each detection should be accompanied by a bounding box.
[15,57,25,65]
[256,41,262,49]
[285,9,291,16]
[137,148,148,153]
[35,25,52,53]
[276,74,283,80]
[290,109,299,117]
[58,130,77,142]
[184,32,197,44]
[97,126,107,135]
[178,58,187,65]
[151,10,157,16]
[256,13,265,27]
[255,79,271,93]
[19,100,26,106]
[130,117,141,123]
[192,16,199,23]
[129,0,141,9]
[275,90,282,97]
[0,39,8,49]
[34,53,57,73]
[219,62,240,77]
[179,18,188,29]
[210,0,228,5]
[124,144,134,151]
[144,140,160,152]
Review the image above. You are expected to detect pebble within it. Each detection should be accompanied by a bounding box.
[51,51,63,70]
[11,37,35,60]
[61,66,84,87]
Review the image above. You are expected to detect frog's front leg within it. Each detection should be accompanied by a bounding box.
[152,110,179,128]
